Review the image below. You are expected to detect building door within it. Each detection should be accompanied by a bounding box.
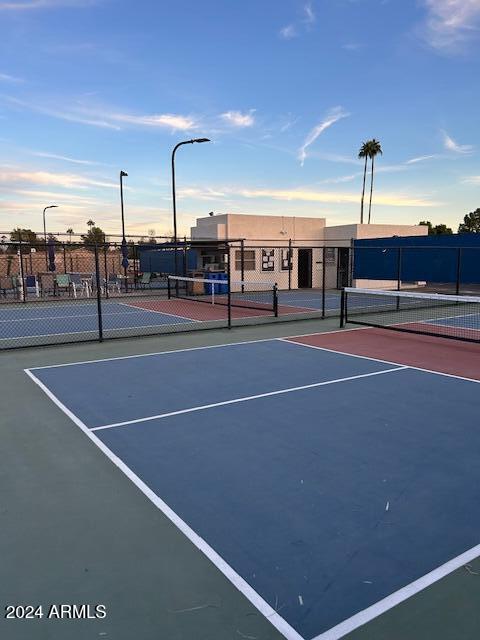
[337,248,350,288]
[297,249,312,288]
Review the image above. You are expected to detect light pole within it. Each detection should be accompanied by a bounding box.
[171,138,210,275]
[119,170,128,289]
[43,205,58,270]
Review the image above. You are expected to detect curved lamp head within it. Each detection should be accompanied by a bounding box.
[192,138,210,144]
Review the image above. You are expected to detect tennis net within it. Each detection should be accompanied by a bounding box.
[167,275,278,316]
[341,287,480,343]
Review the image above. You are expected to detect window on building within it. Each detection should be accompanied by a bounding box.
[235,249,256,271]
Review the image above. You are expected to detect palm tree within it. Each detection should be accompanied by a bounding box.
[87,219,95,228]
[66,227,74,243]
[367,139,382,224]
[358,142,369,224]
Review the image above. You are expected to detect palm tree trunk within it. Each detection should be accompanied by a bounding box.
[368,156,375,224]
[360,155,368,224]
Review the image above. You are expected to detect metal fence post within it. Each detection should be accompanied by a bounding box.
[103,244,108,298]
[322,245,326,319]
[273,283,278,318]
[63,243,67,273]
[94,244,104,342]
[240,239,245,293]
[227,243,232,329]
[340,288,345,328]
[288,238,292,290]
[18,238,26,302]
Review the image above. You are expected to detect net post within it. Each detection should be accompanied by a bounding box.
[133,243,138,290]
[183,236,187,276]
[321,245,326,319]
[94,244,104,342]
[167,276,171,299]
[456,248,462,296]
[340,288,346,327]
[227,248,232,329]
[18,237,26,303]
[273,283,278,317]
[288,238,292,290]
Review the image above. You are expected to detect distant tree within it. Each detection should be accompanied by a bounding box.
[87,219,95,228]
[9,228,39,254]
[419,220,433,233]
[358,142,369,224]
[10,228,38,244]
[419,221,453,235]
[432,224,452,235]
[366,139,382,224]
[458,208,480,233]
[66,228,74,243]
[82,226,107,247]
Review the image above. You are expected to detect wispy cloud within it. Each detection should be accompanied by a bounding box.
[109,112,197,130]
[303,2,315,25]
[0,168,116,190]
[4,96,198,131]
[0,72,23,83]
[236,187,440,208]
[441,129,474,154]
[420,0,480,52]
[30,151,101,165]
[406,154,440,164]
[279,25,297,40]
[279,2,316,39]
[0,0,97,10]
[298,106,350,166]
[342,42,363,52]
[462,175,480,184]
[220,110,255,127]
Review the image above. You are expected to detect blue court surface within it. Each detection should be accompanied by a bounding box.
[26,338,480,640]
[0,300,193,341]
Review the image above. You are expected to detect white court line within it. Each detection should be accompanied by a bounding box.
[1,318,200,342]
[281,337,480,385]
[24,368,304,640]
[310,543,480,640]
[26,327,369,371]
[90,366,407,432]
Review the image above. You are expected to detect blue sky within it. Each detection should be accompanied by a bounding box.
[0,0,479,237]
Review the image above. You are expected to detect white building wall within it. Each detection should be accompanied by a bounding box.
[191,214,429,291]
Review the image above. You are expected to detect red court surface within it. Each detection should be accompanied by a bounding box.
[287,327,480,381]
[126,298,313,320]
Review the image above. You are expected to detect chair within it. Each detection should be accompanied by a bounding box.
[105,274,121,294]
[0,276,18,298]
[39,273,56,297]
[55,273,72,297]
[138,272,151,289]
[24,275,40,297]
[69,273,89,297]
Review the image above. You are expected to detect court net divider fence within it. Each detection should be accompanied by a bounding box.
[340,287,480,344]
[167,275,279,323]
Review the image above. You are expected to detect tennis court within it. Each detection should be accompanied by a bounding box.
[0,286,341,348]
[24,326,480,640]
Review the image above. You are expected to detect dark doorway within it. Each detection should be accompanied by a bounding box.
[297,249,312,288]
[337,248,350,288]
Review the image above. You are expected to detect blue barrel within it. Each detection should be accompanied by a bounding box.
[218,273,228,294]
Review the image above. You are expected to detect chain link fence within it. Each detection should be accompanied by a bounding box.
[0,239,478,349]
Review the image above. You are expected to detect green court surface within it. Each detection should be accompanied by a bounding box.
[1,317,479,640]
